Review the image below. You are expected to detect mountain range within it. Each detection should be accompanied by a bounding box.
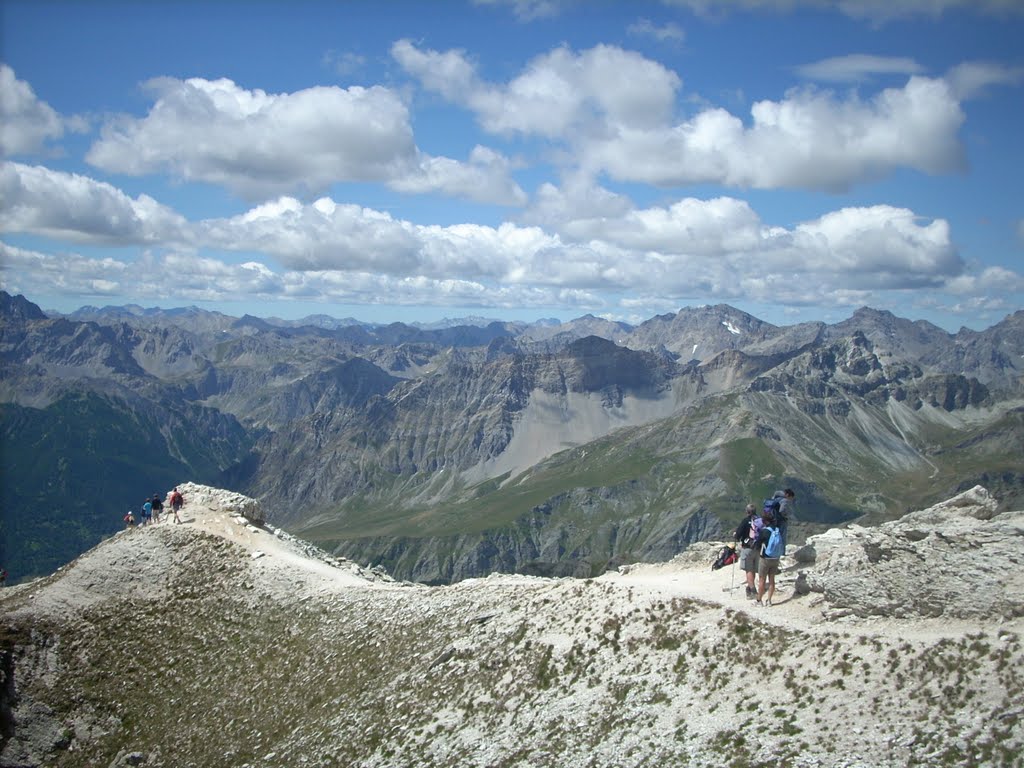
[1,291,1022,584]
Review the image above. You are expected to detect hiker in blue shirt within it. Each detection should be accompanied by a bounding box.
[141,500,152,526]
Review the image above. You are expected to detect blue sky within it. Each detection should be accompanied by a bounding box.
[1,0,1021,331]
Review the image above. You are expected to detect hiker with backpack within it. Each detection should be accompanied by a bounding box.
[734,503,761,599]
[151,493,163,524]
[755,509,784,606]
[168,488,183,523]
[772,488,796,553]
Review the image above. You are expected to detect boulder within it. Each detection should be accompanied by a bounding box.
[801,486,1024,619]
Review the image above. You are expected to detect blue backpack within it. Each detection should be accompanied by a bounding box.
[763,525,783,558]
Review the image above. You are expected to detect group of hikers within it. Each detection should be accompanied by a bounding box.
[123,487,185,528]
[714,488,796,607]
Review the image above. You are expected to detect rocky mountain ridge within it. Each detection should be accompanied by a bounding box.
[1,483,1021,767]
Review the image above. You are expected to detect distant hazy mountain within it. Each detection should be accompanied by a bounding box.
[3,290,1022,585]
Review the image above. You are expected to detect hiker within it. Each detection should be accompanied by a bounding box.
[124,510,136,528]
[756,509,784,606]
[735,503,761,599]
[772,488,796,553]
[168,488,183,523]
[141,499,152,526]
[151,493,164,524]
[0,568,6,587]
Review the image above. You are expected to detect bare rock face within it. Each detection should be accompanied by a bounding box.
[176,481,265,524]
[802,486,1024,619]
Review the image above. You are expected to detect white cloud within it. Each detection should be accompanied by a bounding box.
[389,145,527,205]
[86,76,417,199]
[84,76,520,204]
[628,18,686,44]
[796,54,924,83]
[585,75,967,190]
[2,168,1006,320]
[393,41,680,137]
[0,162,189,244]
[0,65,65,157]
[0,241,131,298]
[791,206,961,288]
[200,196,422,272]
[945,61,1024,100]
[396,41,973,192]
[944,265,1024,295]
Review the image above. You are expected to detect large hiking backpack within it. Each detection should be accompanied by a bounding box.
[711,545,738,570]
[763,525,783,558]
[763,497,782,522]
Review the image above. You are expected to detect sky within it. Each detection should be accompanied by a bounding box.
[1,0,1022,332]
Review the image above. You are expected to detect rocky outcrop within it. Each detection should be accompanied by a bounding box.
[797,486,1024,619]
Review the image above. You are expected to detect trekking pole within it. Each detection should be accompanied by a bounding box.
[730,556,736,596]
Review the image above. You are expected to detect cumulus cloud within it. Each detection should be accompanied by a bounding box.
[200,197,423,272]
[0,162,189,244]
[85,76,521,204]
[0,65,65,157]
[395,41,975,191]
[0,241,132,298]
[393,41,680,137]
[796,54,924,83]
[3,167,1005,319]
[389,145,527,205]
[189,192,971,308]
[582,76,967,190]
[944,265,1024,295]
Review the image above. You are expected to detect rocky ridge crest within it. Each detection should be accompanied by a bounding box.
[1,485,1021,767]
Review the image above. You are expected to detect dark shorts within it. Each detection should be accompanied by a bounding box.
[758,557,781,577]
[739,546,759,573]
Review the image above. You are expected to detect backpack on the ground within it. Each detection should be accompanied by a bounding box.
[711,545,738,570]
[763,525,783,559]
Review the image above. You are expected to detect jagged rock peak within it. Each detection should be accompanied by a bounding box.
[0,291,47,321]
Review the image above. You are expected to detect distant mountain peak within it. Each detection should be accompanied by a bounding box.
[0,291,47,321]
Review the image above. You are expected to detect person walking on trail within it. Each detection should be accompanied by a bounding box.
[168,488,183,523]
[755,509,783,607]
[124,510,136,528]
[151,493,164,524]
[141,499,152,526]
[772,487,796,553]
[734,503,761,599]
